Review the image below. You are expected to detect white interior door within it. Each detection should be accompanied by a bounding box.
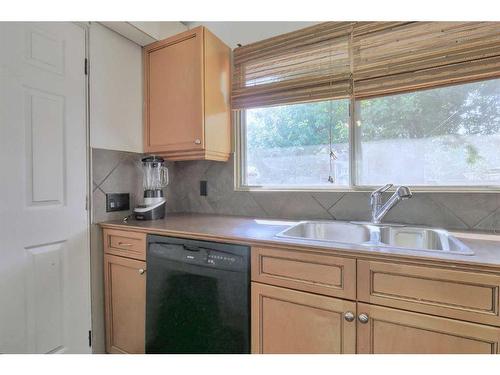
[0,22,91,353]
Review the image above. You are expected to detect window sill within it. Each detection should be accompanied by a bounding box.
[235,185,500,193]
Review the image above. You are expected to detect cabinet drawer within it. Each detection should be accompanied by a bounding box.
[358,260,500,326]
[104,229,146,261]
[251,247,356,300]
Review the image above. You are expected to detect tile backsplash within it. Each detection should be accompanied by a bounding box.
[93,148,163,223]
[91,148,500,231]
[168,155,500,233]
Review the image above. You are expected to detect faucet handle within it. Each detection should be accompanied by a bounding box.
[371,184,393,197]
[395,185,413,199]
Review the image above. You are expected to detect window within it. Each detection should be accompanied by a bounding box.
[233,22,500,190]
[238,78,500,190]
[355,79,500,187]
[243,99,350,187]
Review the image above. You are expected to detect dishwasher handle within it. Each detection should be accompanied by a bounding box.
[150,241,235,255]
[149,242,203,252]
[183,245,202,252]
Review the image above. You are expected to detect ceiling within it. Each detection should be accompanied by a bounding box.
[184,21,319,48]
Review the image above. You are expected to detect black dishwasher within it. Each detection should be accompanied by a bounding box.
[146,235,250,354]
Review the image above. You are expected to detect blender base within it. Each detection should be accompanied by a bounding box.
[134,200,166,221]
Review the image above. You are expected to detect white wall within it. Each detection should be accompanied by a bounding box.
[129,21,187,41]
[89,23,143,153]
[185,21,319,49]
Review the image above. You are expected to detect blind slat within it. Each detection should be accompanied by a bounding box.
[232,80,351,109]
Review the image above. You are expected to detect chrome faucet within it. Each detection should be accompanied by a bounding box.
[370,184,413,224]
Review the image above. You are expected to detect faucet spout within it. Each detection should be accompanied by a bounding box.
[371,185,412,224]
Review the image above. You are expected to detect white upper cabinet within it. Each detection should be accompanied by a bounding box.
[89,23,143,153]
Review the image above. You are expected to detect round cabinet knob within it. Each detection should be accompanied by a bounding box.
[358,313,369,324]
[138,268,146,275]
[344,311,355,322]
[194,139,201,145]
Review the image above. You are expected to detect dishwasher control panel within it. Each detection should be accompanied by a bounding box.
[207,252,238,266]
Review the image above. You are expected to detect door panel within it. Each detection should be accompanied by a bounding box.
[251,282,356,354]
[357,303,500,354]
[0,22,90,353]
[104,254,146,354]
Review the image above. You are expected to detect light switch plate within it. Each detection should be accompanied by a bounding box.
[200,180,207,196]
[106,193,130,212]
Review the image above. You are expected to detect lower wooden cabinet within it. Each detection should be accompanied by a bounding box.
[357,303,500,354]
[98,229,500,355]
[104,254,146,354]
[251,282,356,354]
[251,282,500,354]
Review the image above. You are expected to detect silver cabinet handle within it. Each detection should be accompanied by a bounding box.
[358,313,369,324]
[194,139,201,145]
[138,268,146,275]
[118,242,133,246]
[344,311,355,322]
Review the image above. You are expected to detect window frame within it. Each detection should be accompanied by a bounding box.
[234,83,500,193]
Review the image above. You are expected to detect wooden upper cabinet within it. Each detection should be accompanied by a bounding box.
[357,303,500,354]
[143,26,231,161]
[251,282,356,354]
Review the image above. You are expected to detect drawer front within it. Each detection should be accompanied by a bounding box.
[104,229,146,261]
[358,260,500,326]
[251,247,356,300]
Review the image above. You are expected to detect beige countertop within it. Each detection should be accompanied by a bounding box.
[100,213,500,271]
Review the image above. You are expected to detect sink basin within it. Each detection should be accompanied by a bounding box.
[276,221,474,255]
[278,221,372,243]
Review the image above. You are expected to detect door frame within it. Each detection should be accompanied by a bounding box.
[75,21,93,352]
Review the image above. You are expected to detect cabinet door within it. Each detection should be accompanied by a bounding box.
[251,282,356,354]
[144,27,204,153]
[104,254,146,354]
[357,303,500,354]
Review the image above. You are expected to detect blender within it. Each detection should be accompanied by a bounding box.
[134,156,169,220]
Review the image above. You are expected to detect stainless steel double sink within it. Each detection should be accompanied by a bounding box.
[276,221,474,255]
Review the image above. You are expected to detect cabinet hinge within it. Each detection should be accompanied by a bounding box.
[88,330,92,347]
[84,58,88,75]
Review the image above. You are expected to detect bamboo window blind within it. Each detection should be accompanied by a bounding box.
[232,21,500,109]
